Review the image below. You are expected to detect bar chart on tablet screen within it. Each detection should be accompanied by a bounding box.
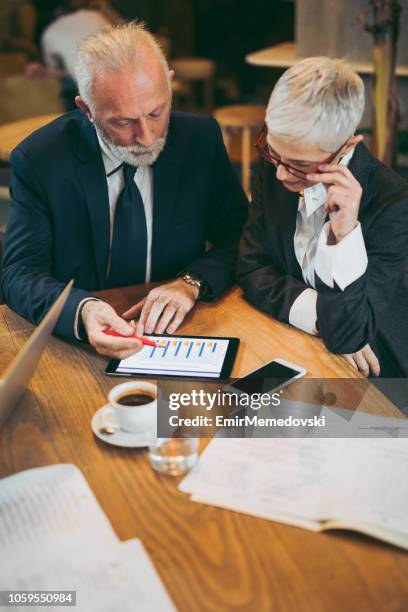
[117,337,230,377]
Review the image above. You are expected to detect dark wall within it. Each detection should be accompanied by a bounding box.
[192,0,294,94]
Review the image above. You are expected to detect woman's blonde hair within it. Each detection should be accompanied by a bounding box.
[266,56,365,152]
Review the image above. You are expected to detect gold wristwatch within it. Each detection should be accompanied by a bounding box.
[179,273,207,298]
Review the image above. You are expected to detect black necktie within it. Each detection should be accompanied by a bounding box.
[107,163,148,288]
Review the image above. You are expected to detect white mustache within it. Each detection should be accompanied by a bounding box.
[94,120,167,166]
[112,139,165,155]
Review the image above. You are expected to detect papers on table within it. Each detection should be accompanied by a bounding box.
[222,398,408,438]
[179,437,408,541]
[179,438,333,529]
[0,464,175,612]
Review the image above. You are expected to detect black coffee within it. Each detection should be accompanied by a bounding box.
[117,392,155,406]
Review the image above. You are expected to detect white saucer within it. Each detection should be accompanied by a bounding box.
[91,404,150,448]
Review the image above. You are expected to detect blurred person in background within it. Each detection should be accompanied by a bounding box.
[26,0,122,109]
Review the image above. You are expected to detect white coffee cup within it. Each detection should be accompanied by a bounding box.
[108,381,157,434]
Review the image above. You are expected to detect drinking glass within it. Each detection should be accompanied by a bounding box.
[148,436,199,476]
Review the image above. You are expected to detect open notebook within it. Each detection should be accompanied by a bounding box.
[180,437,408,551]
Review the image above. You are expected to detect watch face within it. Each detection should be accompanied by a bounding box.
[184,274,201,286]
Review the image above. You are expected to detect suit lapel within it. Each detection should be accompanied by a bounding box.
[76,115,110,289]
[151,115,181,280]
[348,141,378,217]
[272,175,303,277]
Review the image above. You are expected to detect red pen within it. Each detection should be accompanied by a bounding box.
[103,329,160,347]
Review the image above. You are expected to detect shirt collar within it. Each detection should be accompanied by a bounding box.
[302,147,355,217]
[96,132,123,177]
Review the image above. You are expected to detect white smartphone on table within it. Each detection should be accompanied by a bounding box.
[224,358,307,396]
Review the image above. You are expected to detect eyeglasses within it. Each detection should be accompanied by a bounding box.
[255,124,346,179]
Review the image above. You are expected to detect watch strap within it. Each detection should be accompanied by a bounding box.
[178,272,208,299]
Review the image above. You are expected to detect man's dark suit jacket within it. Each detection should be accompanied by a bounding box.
[237,142,408,376]
[1,110,248,341]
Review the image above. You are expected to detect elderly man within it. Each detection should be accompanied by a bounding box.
[2,22,248,360]
[237,57,408,377]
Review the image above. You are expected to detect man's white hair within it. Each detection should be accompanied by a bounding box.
[75,21,170,112]
[266,57,365,152]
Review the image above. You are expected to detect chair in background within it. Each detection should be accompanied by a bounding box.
[171,77,191,109]
[0,76,64,252]
[171,58,215,114]
[0,76,64,124]
[1,0,38,59]
[213,104,265,198]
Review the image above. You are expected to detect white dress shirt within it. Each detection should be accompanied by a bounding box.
[288,148,368,335]
[74,136,154,339]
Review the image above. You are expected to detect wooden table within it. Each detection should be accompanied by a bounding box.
[246,41,408,76]
[1,285,408,611]
[0,114,61,161]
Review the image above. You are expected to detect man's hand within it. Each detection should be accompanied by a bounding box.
[81,301,143,359]
[307,164,362,243]
[25,62,47,78]
[122,279,199,335]
[343,343,380,377]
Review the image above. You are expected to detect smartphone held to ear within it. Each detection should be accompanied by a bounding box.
[225,358,307,396]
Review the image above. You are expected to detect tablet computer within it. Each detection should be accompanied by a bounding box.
[105,334,240,380]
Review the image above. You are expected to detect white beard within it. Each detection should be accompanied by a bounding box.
[94,122,167,167]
